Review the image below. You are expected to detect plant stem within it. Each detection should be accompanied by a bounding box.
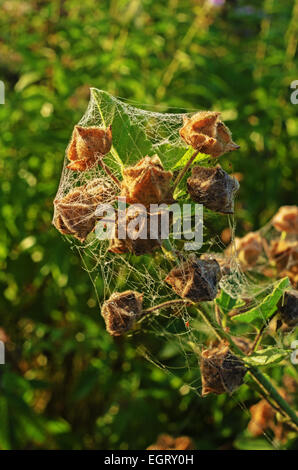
[249,312,277,355]
[249,366,298,429]
[98,156,121,187]
[172,149,199,191]
[214,302,223,327]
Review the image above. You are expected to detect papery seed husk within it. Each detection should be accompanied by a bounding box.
[278,290,298,327]
[120,155,174,207]
[165,256,221,302]
[101,290,143,336]
[187,165,239,214]
[201,343,246,396]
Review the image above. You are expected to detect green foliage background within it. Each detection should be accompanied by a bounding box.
[0,0,297,450]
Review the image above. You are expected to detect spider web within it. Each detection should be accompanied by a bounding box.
[53,89,296,449]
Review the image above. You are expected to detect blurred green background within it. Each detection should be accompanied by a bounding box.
[0,0,297,450]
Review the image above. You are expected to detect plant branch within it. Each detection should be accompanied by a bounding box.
[249,312,277,355]
[98,156,121,187]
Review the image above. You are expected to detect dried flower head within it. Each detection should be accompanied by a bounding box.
[147,434,194,451]
[200,252,232,276]
[109,209,162,255]
[269,239,298,272]
[67,125,112,171]
[54,179,112,241]
[120,155,173,207]
[180,111,239,157]
[272,206,298,234]
[165,256,221,302]
[200,343,246,396]
[278,290,298,327]
[101,290,143,336]
[281,266,298,289]
[233,231,263,267]
[187,165,240,214]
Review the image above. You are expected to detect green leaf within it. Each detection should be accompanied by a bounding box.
[216,289,245,315]
[244,346,290,367]
[232,277,289,326]
[91,89,154,167]
[172,147,209,170]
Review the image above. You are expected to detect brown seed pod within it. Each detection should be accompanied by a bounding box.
[280,266,298,289]
[67,125,112,171]
[269,239,298,272]
[165,256,221,302]
[272,206,298,234]
[201,252,232,276]
[225,231,263,267]
[109,209,162,256]
[278,290,298,327]
[120,155,173,207]
[200,343,247,396]
[101,290,143,336]
[54,179,113,241]
[187,165,239,214]
[179,111,239,157]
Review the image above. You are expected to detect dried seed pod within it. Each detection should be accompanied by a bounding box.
[54,179,113,241]
[67,125,112,171]
[272,206,298,234]
[200,343,246,396]
[227,231,263,267]
[180,111,239,157]
[278,290,298,327]
[280,266,298,289]
[120,155,173,207]
[109,209,162,256]
[201,253,232,276]
[187,165,239,214]
[269,239,298,272]
[101,290,143,336]
[165,256,221,302]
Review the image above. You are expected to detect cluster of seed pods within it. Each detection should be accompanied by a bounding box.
[53,110,267,396]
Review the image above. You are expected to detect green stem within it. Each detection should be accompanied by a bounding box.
[249,312,277,355]
[249,366,298,429]
[172,149,199,191]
